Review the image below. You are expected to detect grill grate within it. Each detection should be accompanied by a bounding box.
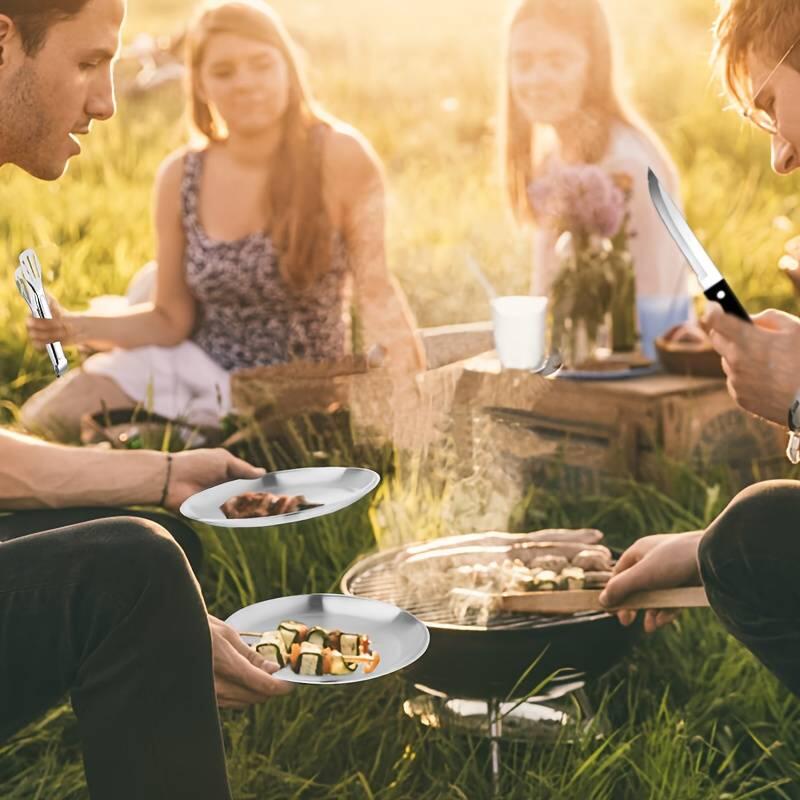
[345,556,605,630]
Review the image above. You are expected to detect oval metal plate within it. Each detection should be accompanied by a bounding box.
[180,467,380,528]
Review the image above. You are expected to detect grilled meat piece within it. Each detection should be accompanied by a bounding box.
[571,549,612,572]
[220,491,321,519]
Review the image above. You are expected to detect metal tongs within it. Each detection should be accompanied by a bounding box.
[15,248,69,378]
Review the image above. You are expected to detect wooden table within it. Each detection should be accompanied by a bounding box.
[447,353,787,492]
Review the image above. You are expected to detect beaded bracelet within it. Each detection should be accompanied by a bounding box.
[159,453,173,506]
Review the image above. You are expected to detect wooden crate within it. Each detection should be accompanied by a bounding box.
[451,354,787,491]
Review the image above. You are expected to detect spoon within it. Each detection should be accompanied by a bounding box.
[530,351,563,379]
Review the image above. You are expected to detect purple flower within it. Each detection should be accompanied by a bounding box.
[528,164,626,239]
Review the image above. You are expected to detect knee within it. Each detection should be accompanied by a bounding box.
[20,369,100,441]
[134,513,205,576]
[20,370,132,443]
[699,480,800,580]
[79,516,196,598]
[69,518,210,665]
[20,373,82,441]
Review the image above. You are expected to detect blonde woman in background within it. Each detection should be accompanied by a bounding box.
[23,0,425,440]
[500,0,693,359]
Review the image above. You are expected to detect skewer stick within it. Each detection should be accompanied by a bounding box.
[322,653,377,665]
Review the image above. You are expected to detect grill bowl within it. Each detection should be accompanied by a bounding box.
[341,534,641,700]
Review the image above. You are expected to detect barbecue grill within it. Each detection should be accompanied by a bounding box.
[341,531,641,701]
[342,530,642,789]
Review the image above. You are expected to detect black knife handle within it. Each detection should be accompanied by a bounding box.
[703,279,751,323]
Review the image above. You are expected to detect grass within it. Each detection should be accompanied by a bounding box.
[2,0,800,797]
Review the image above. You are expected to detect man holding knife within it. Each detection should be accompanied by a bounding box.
[0,1,289,797]
[601,0,800,699]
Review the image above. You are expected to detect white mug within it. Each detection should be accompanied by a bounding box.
[491,295,548,370]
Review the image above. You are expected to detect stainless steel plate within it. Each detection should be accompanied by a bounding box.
[179,467,380,528]
[226,593,430,685]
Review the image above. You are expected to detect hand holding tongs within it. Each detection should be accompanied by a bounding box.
[15,248,69,378]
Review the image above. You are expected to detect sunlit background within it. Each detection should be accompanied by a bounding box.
[1,0,796,384]
[2,2,800,798]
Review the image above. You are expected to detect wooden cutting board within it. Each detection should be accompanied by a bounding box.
[453,586,709,615]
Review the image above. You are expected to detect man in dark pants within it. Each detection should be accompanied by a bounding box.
[0,1,290,797]
[600,0,800,700]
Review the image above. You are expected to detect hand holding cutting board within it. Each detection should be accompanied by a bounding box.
[598,531,706,633]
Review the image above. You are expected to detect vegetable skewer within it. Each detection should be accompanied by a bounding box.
[238,620,379,675]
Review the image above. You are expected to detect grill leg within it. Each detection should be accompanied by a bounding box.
[573,686,612,737]
[488,697,502,795]
[574,687,594,719]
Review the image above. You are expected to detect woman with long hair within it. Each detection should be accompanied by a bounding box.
[22,0,425,439]
[500,0,692,359]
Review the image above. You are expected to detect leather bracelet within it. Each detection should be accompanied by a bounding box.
[159,453,173,506]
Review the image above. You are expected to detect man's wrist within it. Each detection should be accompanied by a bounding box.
[122,449,167,506]
[107,449,167,506]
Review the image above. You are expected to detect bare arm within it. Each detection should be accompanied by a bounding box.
[29,152,197,351]
[0,428,165,509]
[330,129,426,374]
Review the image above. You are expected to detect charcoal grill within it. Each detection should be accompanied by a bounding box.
[342,531,642,792]
[341,532,641,700]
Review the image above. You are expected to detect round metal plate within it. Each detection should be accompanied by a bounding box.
[179,467,380,528]
[226,593,430,685]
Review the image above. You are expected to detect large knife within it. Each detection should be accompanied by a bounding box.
[648,168,750,323]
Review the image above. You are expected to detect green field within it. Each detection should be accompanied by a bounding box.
[2,1,800,797]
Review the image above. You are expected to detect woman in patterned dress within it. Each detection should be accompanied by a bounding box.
[22,0,425,439]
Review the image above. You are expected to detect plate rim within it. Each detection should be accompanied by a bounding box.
[225,592,431,685]
[557,364,660,381]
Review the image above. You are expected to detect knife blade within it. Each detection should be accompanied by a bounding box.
[647,168,750,323]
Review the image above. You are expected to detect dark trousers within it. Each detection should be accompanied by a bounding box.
[0,506,204,575]
[0,515,232,799]
[699,479,800,699]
